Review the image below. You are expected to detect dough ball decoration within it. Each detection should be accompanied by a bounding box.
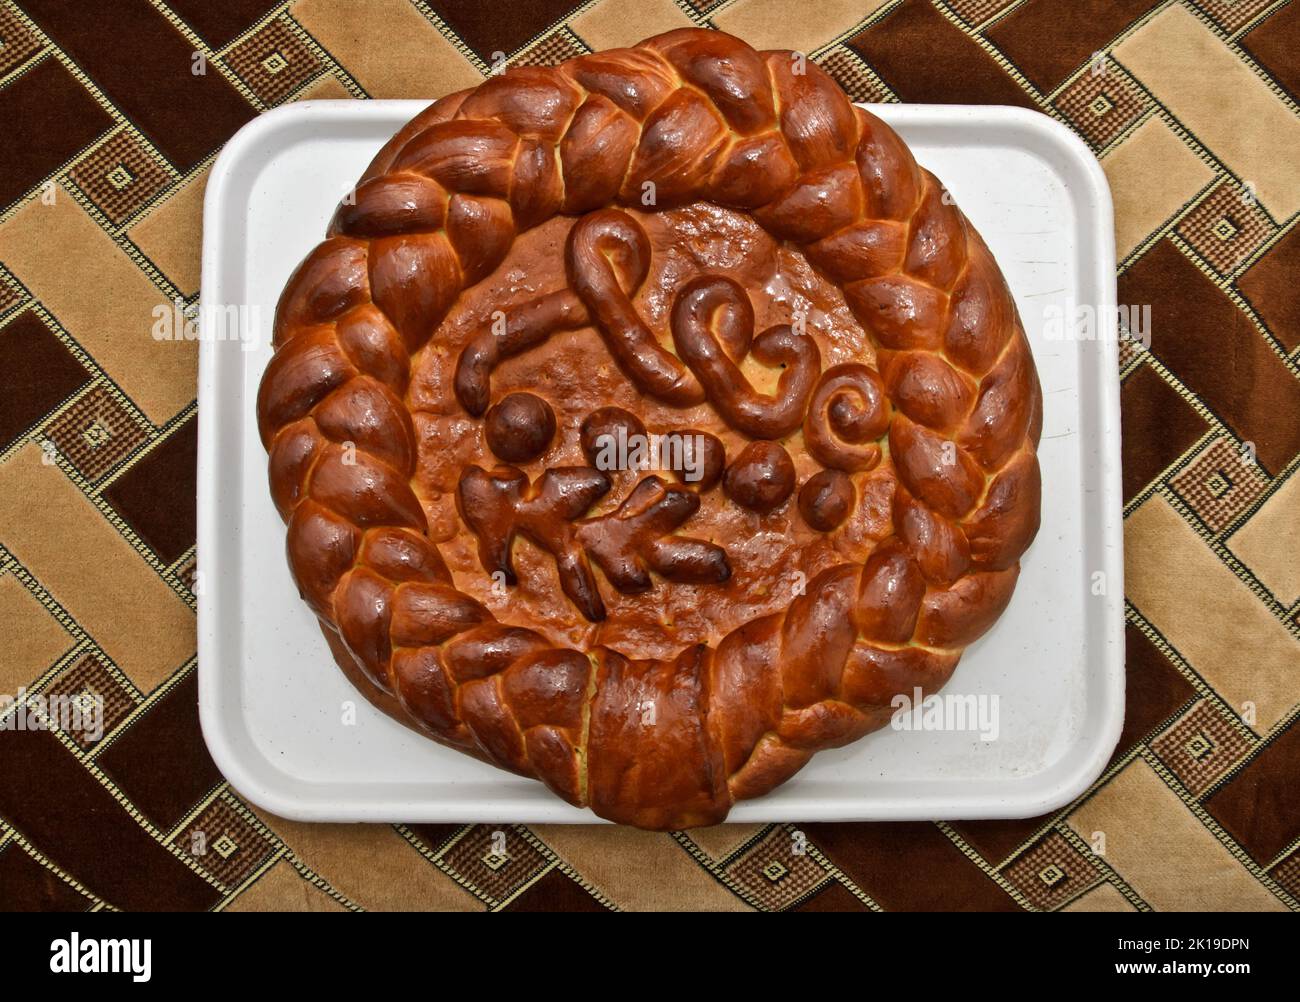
[799,469,856,532]
[579,406,648,468]
[724,441,797,513]
[484,391,555,463]
[580,408,726,492]
[666,429,725,491]
[257,29,1043,829]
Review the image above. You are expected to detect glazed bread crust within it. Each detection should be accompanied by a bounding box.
[256,29,1042,829]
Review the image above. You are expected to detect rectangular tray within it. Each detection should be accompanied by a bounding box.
[198,100,1124,824]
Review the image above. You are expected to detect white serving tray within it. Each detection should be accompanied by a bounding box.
[198,100,1123,824]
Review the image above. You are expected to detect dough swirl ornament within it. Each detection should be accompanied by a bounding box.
[256,29,1042,829]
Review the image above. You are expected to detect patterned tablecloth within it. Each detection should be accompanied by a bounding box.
[0,0,1297,912]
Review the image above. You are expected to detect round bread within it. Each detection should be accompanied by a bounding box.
[256,28,1043,829]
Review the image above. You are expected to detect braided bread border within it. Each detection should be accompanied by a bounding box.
[257,29,1042,829]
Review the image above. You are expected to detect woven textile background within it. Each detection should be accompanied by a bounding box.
[0,0,1297,913]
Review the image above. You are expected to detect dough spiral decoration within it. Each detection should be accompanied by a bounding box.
[257,29,1043,829]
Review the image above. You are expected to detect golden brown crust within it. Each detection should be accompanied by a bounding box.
[257,29,1041,829]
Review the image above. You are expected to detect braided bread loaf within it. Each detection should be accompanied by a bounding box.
[257,29,1042,829]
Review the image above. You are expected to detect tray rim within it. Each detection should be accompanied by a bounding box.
[198,98,1124,824]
